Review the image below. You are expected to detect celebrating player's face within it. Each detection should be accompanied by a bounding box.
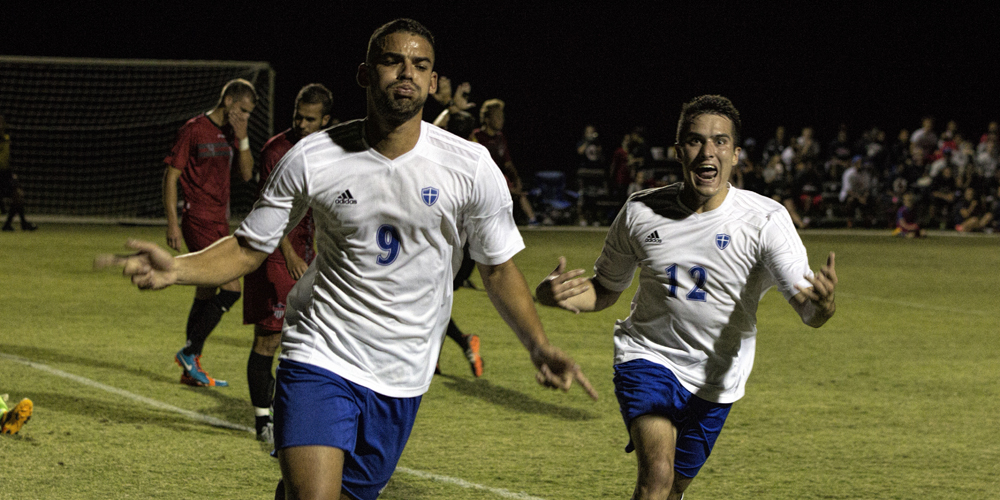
[677,113,740,210]
[366,32,437,124]
[292,102,330,138]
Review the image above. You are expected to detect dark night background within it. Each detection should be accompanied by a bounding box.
[4,2,1000,177]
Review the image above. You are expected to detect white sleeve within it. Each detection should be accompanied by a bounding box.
[760,207,814,301]
[593,203,639,292]
[234,146,310,254]
[465,155,524,265]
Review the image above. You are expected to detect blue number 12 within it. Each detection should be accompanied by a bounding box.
[665,264,708,302]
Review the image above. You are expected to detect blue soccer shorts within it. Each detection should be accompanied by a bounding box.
[613,358,732,478]
[273,359,422,500]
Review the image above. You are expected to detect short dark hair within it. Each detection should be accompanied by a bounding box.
[446,111,476,140]
[675,95,741,146]
[366,19,435,65]
[219,78,257,106]
[296,83,333,117]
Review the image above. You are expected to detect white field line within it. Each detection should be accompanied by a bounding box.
[395,467,547,500]
[0,352,549,500]
[837,292,993,317]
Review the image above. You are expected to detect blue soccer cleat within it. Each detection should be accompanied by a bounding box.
[175,349,228,387]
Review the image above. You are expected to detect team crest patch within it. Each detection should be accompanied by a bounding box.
[716,233,731,250]
[273,303,286,320]
[421,187,439,206]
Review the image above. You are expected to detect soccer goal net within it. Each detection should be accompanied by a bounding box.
[0,56,274,220]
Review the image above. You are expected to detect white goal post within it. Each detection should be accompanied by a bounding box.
[0,56,275,219]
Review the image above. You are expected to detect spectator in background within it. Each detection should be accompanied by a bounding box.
[954,187,990,232]
[785,160,825,229]
[782,126,821,170]
[976,131,999,179]
[939,120,959,151]
[911,116,937,162]
[626,126,654,190]
[979,121,998,144]
[609,128,647,201]
[472,99,538,225]
[927,165,958,229]
[893,192,925,238]
[887,128,912,173]
[827,126,853,174]
[575,124,607,226]
[839,156,875,228]
[762,125,788,166]
[576,124,604,170]
[0,114,38,232]
[987,183,1000,233]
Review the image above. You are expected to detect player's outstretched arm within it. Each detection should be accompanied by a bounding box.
[791,252,838,328]
[536,257,622,314]
[478,259,599,400]
[95,236,268,290]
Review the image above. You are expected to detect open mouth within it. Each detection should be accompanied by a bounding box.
[694,165,718,182]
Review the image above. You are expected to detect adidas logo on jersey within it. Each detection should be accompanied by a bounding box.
[335,190,357,205]
[644,230,662,243]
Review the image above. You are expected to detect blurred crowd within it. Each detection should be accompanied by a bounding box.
[566,117,999,235]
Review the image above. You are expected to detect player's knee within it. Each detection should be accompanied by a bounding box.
[636,460,675,498]
[253,327,282,356]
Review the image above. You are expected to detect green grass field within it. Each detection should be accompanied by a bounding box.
[2,225,999,499]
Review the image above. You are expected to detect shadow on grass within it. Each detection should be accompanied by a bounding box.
[0,344,253,428]
[25,390,250,438]
[437,375,598,421]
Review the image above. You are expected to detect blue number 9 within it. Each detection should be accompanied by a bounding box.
[376,224,401,266]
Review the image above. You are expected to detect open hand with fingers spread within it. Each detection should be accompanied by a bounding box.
[94,239,178,290]
[530,343,598,400]
[535,257,593,313]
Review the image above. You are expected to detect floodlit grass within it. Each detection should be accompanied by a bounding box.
[1,225,998,499]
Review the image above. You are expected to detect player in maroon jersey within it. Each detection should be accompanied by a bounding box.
[163,79,257,387]
[471,99,538,225]
[243,84,333,442]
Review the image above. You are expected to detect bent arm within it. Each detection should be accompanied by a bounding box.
[535,257,623,314]
[789,252,838,328]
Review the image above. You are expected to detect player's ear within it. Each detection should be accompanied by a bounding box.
[321,115,331,127]
[732,146,742,164]
[429,71,438,95]
[357,63,370,88]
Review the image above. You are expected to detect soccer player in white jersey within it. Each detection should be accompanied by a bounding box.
[98,19,596,500]
[536,95,837,500]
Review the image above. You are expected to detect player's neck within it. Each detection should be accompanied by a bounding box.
[206,107,226,127]
[680,184,729,214]
[364,114,423,160]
